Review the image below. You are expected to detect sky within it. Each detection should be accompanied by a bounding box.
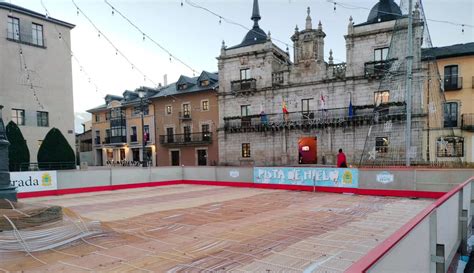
[6,0,474,131]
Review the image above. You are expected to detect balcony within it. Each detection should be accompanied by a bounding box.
[6,29,46,48]
[364,59,395,78]
[179,112,192,121]
[461,114,474,131]
[130,135,137,142]
[443,76,463,91]
[159,132,212,147]
[223,103,409,133]
[231,78,257,95]
[104,136,127,144]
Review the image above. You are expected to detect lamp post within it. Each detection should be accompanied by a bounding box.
[137,90,147,167]
[0,105,17,201]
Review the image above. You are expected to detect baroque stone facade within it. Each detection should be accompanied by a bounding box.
[217,0,427,166]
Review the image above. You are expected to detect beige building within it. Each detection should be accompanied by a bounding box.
[152,71,219,166]
[0,2,75,161]
[422,43,474,163]
[88,89,157,166]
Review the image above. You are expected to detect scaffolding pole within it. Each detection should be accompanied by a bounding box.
[405,0,414,166]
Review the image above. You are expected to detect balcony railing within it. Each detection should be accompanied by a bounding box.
[364,59,395,78]
[179,111,192,120]
[6,29,46,48]
[461,113,474,131]
[443,76,463,91]
[223,103,409,133]
[130,135,137,142]
[272,72,284,85]
[104,136,127,144]
[231,78,257,94]
[94,137,101,145]
[159,132,212,146]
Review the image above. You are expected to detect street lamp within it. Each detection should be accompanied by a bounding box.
[0,105,17,201]
[137,90,148,167]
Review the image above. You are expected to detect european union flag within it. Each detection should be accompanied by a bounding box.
[348,100,354,118]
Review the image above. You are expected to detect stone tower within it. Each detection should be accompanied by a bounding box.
[291,7,326,65]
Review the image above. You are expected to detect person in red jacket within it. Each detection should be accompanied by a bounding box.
[337,149,347,168]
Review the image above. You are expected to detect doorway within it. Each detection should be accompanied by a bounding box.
[298,137,317,164]
[197,149,207,166]
[171,150,180,166]
[96,149,103,166]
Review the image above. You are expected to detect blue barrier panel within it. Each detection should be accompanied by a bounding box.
[254,167,358,188]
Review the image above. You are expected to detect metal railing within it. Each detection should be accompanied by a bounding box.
[461,113,474,131]
[159,132,212,146]
[6,29,46,47]
[130,135,137,142]
[223,104,407,132]
[272,72,284,85]
[231,78,257,93]
[104,136,127,144]
[94,137,101,145]
[364,59,395,78]
[443,76,463,91]
[10,162,76,171]
[178,111,192,120]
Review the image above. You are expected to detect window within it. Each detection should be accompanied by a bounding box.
[182,104,190,117]
[130,126,137,142]
[202,100,209,111]
[95,114,100,122]
[444,65,461,90]
[166,128,174,143]
[166,105,172,115]
[241,105,250,116]
[178,83,187,90]
[240,68,250,80]
[375,137,389,153]
[11,109,25,125]
[201,80,209,87]
[202,124,210,141]
[437,137,464,157]
[242,143,251,158]
[133,106,149,116]
[105,111,111,121]
[95,130,100,144]
[31,23,43,46]
[301,98,313,113]
[36,111,48,127]
[374,47,389,62]
[183,126,191,142]
[374,90,390,106]
[144,125,150,143]
[7,17,19,41]
[444,102,458,128]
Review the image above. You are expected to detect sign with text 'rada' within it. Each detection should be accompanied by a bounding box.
[10,171,58,193]
[254,167,358,188]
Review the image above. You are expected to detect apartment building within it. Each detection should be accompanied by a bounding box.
[0,2,75,161]
[88,88,157,166]
[422,43,474,163]
[152,71,219,166]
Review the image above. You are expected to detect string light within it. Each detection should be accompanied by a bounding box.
[111,7,115,15]
[71,0,158,86]
[103,0,198,75]
[219,16,222,25]
[333,2,337,12]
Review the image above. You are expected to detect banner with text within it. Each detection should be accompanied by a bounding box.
[10,171,58,193]
[254,167,358,188]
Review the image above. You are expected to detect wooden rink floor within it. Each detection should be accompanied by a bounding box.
[1,185,432,272]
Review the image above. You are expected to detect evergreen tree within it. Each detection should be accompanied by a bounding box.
[6,121,30,171]
[37,128,75,170]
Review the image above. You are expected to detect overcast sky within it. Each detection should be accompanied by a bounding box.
[7,0,474,117]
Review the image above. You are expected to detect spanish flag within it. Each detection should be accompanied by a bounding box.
[282,100,289,114]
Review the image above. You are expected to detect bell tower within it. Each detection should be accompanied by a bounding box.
[291,7,326,65]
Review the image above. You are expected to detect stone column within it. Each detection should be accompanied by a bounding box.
[0,105,17,201]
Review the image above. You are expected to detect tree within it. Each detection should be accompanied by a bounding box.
[6,121,30,171]
[37,128,75,170]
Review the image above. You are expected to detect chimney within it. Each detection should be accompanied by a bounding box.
[163,74,168,86]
